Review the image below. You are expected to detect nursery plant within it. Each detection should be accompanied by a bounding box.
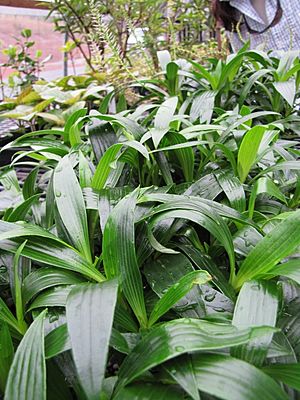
[0,29,51,98]
[0,48,299,399]
[0,74,111,133]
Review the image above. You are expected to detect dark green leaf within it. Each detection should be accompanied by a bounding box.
[148,270,211,326]
[114,382,185,400]
[164,355,200,400]
[54,156,92,262]
[103,191,147,327]
[192,353,288,400]
[66,280,118,400]
[4,310,47,400]
[234,210,300,289]
[231,280,279,366]
[22,268,85,306]
[262,363,300,391]
[116,319,277,392]
[0,322,14,393]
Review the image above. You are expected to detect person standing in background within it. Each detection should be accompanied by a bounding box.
[212,0,300,53]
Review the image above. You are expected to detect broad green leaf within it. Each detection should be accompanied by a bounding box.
[253,161,300,180]
[177,243,236,301]
[191,60,217,88]
[69,121,83,147]
[0,297,20,334]
[115,318,276,392]
[54,156,92,262]
[185,173,222,200]
[0,222,104,282]
[46,360,73,400]
[102,191,147,327]
[4,310,47,400]
[0,322,14,393]
[215,170,246,212]
[231,280,278,366]
[148,206,236,283]
[166,62,179,96]
[262,363,300,391]
[22,167,39,200]
[88,120,117,163]
[239,69,270,106]
[166,132,194,182]
[13,242,27,334]
[164,355,200,400]
[144,253,206,319]
[114,304,139,333]
[274,80,296,107]
[233,226,263,257]
[91,140,148,190]
[28,286,73,311]
[45,324,129,359]
[138,193,251,227]
[45,324,70,359]
[234,210,300,289]
[66,280,118,400]
[0,221,63,247]
[152,96,178,148]
[268,259,300,285]
[192,353,288,400]
[6,194,41,223]
[114,383,185,400]
[190,91,216,123]
[78,151,92,188]
[238,125,266,183]
[154,96,178,130]
[220,111,279,143]
[64,108,87,144]
[148,270,211,326]
[248,177,287,218]
[22,268,85,306]
[0,169,21,194]
[147,226,179,255]
[97,186,132,231]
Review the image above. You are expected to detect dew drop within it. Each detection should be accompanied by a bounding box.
[175,345,185,352]
[49,315,59,323]
[204,293,216,302]
[0,265,7,273]
[214,307,225,312]
[55,191,62,197]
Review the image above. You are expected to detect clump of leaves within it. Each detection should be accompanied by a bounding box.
[0,49,299,399]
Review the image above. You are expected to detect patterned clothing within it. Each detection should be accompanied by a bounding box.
[226,0,300,53]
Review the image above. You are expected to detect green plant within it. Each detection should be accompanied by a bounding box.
[0,74,110,131]
[0,50,299,399]
[0,29,51,95]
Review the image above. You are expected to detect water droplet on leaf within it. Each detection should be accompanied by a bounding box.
[0,265,7,273]
[204,293,216,302]
[214,307,225,312]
